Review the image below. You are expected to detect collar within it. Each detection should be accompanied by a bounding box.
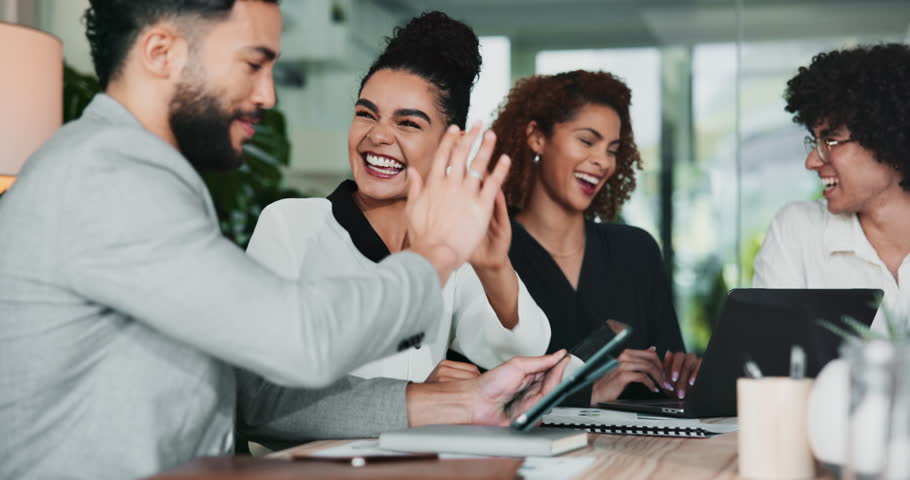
[822,200,880,263]
[326,180,391,263]
[82,93,145,129]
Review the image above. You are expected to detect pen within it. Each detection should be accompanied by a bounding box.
[790,345,806,380]
[743,359,763,379]
[292,453,439,467]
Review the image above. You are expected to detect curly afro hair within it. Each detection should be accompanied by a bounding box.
[490,70,641,220]
[785,43,910,190]
[359,11,481,129]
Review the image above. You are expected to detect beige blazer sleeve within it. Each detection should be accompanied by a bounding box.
[61,127,443,388]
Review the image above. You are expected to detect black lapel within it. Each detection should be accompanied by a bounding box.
[326,180,391,263]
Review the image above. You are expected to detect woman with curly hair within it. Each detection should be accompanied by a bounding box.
[753,43,910,330]
[487,70,695,406]
[245,12,550,385]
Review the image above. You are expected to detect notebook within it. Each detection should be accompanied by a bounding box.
[378,321,633,456]
[542,408,738,438]
[379,425,587,457]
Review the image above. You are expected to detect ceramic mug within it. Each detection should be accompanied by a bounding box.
[737,377,815,479]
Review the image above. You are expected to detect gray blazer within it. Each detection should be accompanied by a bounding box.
[0,95,440,479]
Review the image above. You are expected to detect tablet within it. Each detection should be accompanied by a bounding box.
[511,320,631,432]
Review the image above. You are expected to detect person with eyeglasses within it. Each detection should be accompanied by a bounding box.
[752,43,910,331]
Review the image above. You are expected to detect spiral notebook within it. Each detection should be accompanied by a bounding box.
[542,408,738,438]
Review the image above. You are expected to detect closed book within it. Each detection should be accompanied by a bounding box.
[542,407,738,438]
[379,425,588,457]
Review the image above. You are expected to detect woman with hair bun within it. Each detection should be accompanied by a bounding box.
[246,12,550,384]
[490,70,697,406]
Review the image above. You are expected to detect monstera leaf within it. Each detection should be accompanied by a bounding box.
[62,64,301,248]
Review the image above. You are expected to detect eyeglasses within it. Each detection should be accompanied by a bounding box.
[803,135,854,163]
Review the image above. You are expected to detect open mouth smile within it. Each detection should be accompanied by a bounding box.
[362,152,405,179]
[574,171,602,196]
[821,176,839,195]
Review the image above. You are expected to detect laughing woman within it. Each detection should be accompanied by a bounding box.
[245,12,550,383]
[490,70,696,406]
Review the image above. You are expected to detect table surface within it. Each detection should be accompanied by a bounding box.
[273,430,835,479]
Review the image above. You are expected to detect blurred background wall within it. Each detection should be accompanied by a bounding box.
[9,0,910,351]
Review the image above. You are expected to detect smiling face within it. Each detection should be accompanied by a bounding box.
[806,122,903,215]
[529,103,621,213]
[347,69,448,202]
[169,1,281,171]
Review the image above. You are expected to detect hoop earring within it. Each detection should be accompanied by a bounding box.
[533,154,540,164]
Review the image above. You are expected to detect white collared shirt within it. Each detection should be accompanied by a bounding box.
[245,198,552,382]
[753,199,910,334]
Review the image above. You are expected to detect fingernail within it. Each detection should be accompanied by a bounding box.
[664,351,670,360]
[484,131,495,140]
[448,125,459,133]
[663,382,674,391]
[672,371,679,382]
[689,377,696,386]
[652,386,659,393]
[677,390,685,399]
[649,345,656,351]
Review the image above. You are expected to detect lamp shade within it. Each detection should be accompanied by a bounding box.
[0,22,62,179]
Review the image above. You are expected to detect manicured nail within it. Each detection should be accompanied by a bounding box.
[652,386,659,393]
[672,371,679,382]
[484,130,495,140]
[663,382,674,391]
[664,351,670,360]
[649,345,656,351]
[689,377,696,386]
[677,390,685,399]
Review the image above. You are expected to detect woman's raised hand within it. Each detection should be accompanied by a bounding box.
[406,122,511,285]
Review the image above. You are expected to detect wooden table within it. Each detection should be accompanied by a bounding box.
[273,431,835,479]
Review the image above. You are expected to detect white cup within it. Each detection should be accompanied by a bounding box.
[737,377,815,479]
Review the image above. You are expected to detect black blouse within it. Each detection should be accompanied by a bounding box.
[508,219,685,406]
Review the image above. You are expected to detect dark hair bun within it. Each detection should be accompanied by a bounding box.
[380,11,481,87]
[360,11,481,129]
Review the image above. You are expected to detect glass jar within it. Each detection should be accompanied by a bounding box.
[843,340,896,480]
[882,344,910,480]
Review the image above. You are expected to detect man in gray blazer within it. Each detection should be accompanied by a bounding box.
[0,1,567,478]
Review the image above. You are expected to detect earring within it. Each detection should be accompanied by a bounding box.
[533,154,540,164]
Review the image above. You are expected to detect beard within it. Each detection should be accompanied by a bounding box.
[168,80,261,173]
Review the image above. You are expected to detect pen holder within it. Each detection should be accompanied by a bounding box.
[737,377,815,479]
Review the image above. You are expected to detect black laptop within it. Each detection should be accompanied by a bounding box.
[597,288,882,418]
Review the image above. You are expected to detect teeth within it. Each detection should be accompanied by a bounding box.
[574,172,600,185]
[821,177,839,188]
[366,154,404,169]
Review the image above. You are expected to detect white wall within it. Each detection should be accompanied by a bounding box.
[36,0,92,74]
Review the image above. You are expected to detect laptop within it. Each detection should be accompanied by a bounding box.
[597,288,882,418]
